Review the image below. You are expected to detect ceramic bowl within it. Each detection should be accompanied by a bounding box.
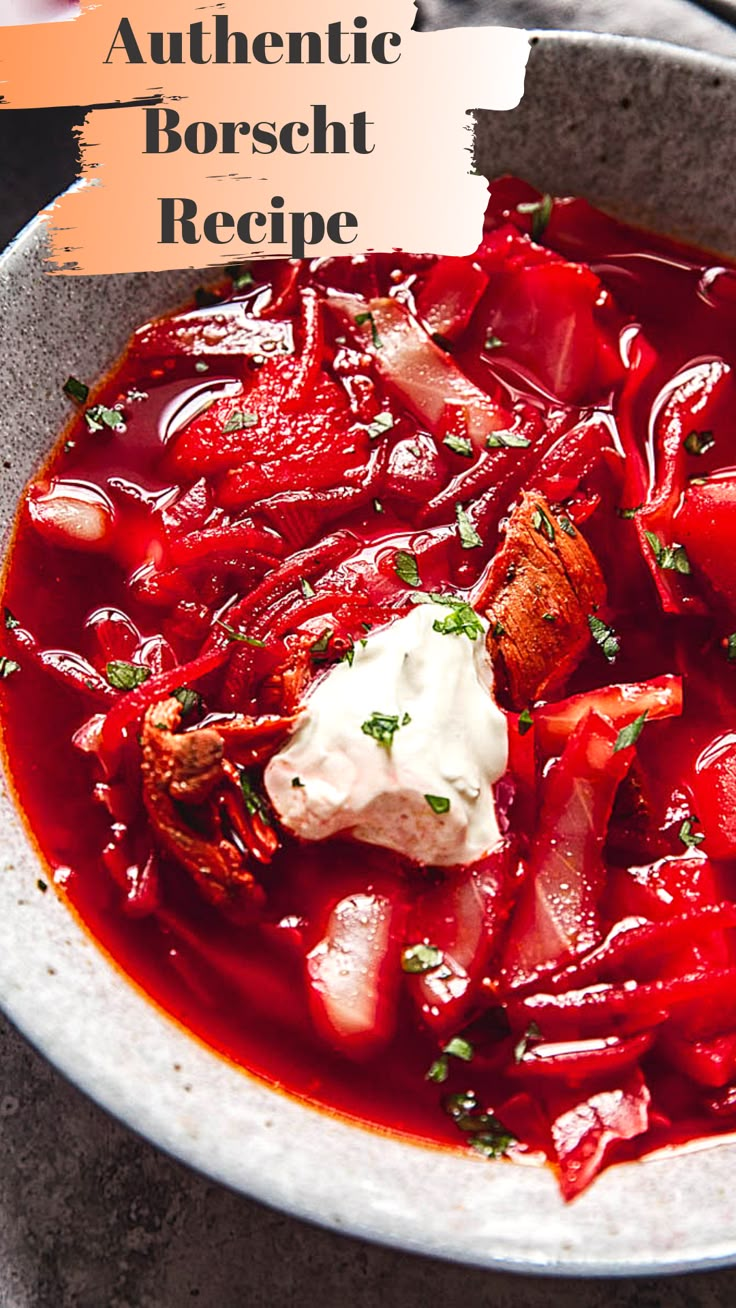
[2,31,736,1278]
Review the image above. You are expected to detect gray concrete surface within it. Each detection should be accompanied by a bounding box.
[3,1,736,1304]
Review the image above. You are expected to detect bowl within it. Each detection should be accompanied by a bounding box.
[3,31,736,1278]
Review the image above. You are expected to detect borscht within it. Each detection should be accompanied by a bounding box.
[4,175,736,1200]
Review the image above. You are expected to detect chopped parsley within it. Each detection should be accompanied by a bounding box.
[394,550,421,588]
[558,514,576,538]
[291,777,304,788]
[517,192,553,241]
[361,412,394,440]
[614,710,648,752]
[300,577,316,599]
[455,503,482,550]
[727,633,736,663]
[373,498,384,514]
[486,429,532,450]
[37,878,48,894]
[194,360,210,374]
[518,708,534,736]
[443,1089,515,1158]
[226,263,255,291]
[239,769,271,823]
[105,661,150,691]
[216,620,265,647]
[588,613,620,663]
[684,429,715,456]
[644,530,691,575]
[401,943,444,974]
[355,311,382,349]
[4,607,19,630]
[222,410,258,434]
[171,686,201,715]
[425,794,451,815]
[443,433,474,458]
[679,815,705,849]
[542,612,556,623]
[513,1021,542,1064]
[532,503,555,543]
[617,505,642,520]
[431,601,484,641]
[0,656,20,680]
[361,710,410,749]
[492,621,505,638]
[309,629,333,660]
[63,375,89,405]
[484,334,504,351]
[85,405,124,434]
[427,1037,474,1084]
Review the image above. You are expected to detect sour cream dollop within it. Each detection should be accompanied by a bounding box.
[264,602,508,867]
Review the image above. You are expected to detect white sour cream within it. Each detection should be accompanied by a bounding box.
[264,602,508,867]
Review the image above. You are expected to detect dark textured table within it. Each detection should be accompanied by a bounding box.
[3,3,736,1304]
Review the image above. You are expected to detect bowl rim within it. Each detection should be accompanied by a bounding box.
[4,28,736,1280]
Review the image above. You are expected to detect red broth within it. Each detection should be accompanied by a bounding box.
[4,176,736,1197]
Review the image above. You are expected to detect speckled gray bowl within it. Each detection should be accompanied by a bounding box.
[2,31,736,1278]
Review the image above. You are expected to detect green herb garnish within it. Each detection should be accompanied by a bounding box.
[226,263,255,291]
[443,433,473,458]
[455,503,482,550]
[106,661,150,691]
[617,505,642,520]
[486,430,532,450]
[216,619,265,647]
[361,710,409,749]
[513,1021,542,1064]
[4,608,19,630]
[431,602,484,641]
[373,498,384,514]
[291,777,304,788]
[361,412,394,440]
[484,334,504,351]
[679,815,705,849]
[194,360,210,374]
[518,708,534,736]
[355,311,382,349]
[300,577,316,599]
[394,550,421,588]
[63,376,89,404]
[532,503,555,543]
[588,614,620,663]
[614,710,648,752]
[727,633,736,663]
[684,429,715,456]
[517,193,553,241]
[558,514,576,537]
[644,530,691,575]
[171,686,201,715]
[401,943,444,974]
[85,405,124,434]
[222,410,258,434]
[425,794,451,815]
[0,656,20,679]
[239,769,271,823]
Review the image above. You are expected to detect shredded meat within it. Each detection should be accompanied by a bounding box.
[140,698,294,908]
[482,491,606,709]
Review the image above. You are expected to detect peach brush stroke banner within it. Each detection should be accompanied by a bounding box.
[0,1,530,274]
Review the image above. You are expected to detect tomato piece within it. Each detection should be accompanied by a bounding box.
[661,1031,736,1088]
[691,732,736,860]
[416,257,488,342]
[502,712,637,987]
[306,891,404,1055]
